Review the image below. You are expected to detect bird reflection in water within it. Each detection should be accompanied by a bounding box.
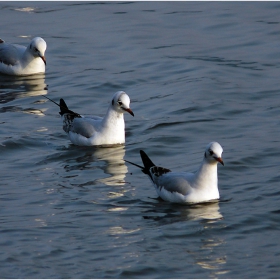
[93,145,128,186]
[190,215,229,278]
[0,73,47,101]
[142,201,228,277]
[0,73,48,115]
[63,145,128,187]
[142,200,223,223]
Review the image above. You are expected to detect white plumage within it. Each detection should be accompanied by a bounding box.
[126,142,224,204]
[0,37,47,76]
[58,91,134,146]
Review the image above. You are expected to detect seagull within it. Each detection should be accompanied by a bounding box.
[44,91,134,146]
[125,142,224,204]
[0,37,47,76]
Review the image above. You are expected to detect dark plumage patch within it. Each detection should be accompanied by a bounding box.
[151,166,171,177]
[140,150,155,178]
[112,99,114,106]
[140,150,171,181]
[59,98,81,120]
[125,150,171,183]
[0,59,11,65]
[42,95,82,122]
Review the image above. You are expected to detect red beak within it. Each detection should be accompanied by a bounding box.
[41,56,46,65]
[124,108,134,116]
[216,157,224,166]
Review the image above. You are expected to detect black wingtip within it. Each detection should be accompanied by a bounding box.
[59,98,68,116]
[125,150,155,173]
[140,150,156,177]
[59,98,81,118]
[42,95,81,118]
[125,150,156,182]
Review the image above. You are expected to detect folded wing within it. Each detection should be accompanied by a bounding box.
[0,41,22,66]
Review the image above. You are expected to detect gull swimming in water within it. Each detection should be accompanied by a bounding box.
[125,142,224,204]
[45,91,134,146]
[0,37,47,75]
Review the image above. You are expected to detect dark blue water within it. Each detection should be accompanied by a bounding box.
[0,1,280,278]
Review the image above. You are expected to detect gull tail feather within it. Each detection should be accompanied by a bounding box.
[140,150,156,171]
[59,98,81,117]
[125,150,155,180]
[41,95,81,118]
[140,150,156,180]
[59,98,69,115]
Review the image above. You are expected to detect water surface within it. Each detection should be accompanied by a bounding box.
[0,2,280,278]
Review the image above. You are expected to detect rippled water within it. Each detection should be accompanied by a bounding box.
[1,1,280,278]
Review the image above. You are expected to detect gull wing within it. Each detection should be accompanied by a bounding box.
[139,150,193,196]
[65,117,97,138]
[151,170,193,196]
[0,41,23,66]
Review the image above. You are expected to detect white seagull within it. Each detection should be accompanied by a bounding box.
[45,91,134,146]
[0,37,47,76]
[125,142,224,204]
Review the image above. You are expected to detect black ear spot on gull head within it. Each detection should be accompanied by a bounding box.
[112,99,114,106]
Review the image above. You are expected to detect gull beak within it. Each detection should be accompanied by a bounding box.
[123,108,134,117]
[216,157,224,166]
[40,55,46,65]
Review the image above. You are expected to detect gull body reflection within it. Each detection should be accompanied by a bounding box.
[0,73,47,103]
[93,145,128,186]
[59,145,128,187]
[181,201,223,221]
[142,200,223,223]
[141,201,228,277]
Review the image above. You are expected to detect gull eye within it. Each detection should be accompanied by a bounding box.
[209,150,214,156]
[118,101,123,106]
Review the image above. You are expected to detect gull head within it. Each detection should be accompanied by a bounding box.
[204,142,224,166]
[111,91,134,116]
[29,37,47,65]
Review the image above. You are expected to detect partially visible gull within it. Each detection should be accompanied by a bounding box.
[0,37,46,75]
